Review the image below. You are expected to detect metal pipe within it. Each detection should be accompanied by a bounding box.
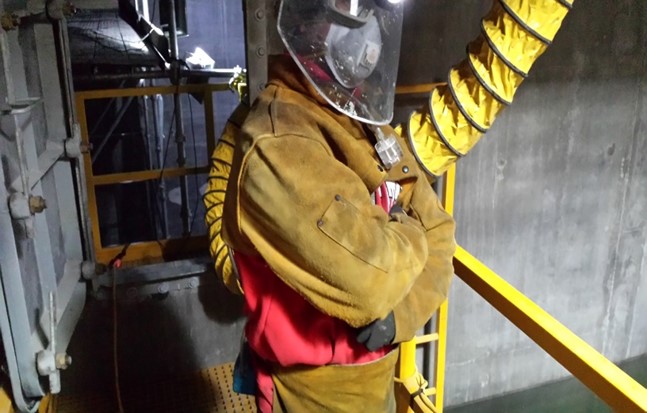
[0,270,38,413]
[73,68,238,83]
[173,93,191,236]
[168,0,180,61]
[168,0,191,235]
[152,94,169,237]
[53,19,95,260]
[141,94,157,239]
[0,31,16,104]
[90,96,135,163]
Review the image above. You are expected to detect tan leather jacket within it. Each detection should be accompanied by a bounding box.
[221,58,455,412]
[223,57,456,342]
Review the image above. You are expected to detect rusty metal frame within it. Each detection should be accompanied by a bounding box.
[74,84,229,265]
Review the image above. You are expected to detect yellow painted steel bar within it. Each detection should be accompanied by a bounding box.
[96,236,208,264]
[75,94,103,258]
[396,84,439,95]
[203,90,217,157]
[92,166,210,186]
[414,333,439,345]
[433,304,448,412]
[396,163,456,413]
[434,164,456,413]
[398,340,418,381]
[441,165,456,216]
[453,246,647,413]
[74,83,230,101]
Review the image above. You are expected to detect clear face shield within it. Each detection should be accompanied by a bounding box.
[277,0,405,126]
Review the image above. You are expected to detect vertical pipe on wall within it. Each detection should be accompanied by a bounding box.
[53,18,95,259]
[153,93,169,238]
[167,0,191,236]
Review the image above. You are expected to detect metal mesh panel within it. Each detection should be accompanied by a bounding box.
[53,363,256,413]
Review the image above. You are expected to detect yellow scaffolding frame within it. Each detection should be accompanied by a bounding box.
[74,83,230,265]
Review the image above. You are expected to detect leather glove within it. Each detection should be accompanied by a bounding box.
[389,204,407,223]
[356,311,396,351]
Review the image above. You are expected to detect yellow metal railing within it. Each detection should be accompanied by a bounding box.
[75,83,230,265]
[395,84,451,413]
[453,247,647,412]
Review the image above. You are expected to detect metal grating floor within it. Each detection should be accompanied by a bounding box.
[51,363,256,413]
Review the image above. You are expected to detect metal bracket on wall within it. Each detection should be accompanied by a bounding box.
[1,98,48,238]
[243,0,268,104]
[90,257,214,301]
[63,123,87,159]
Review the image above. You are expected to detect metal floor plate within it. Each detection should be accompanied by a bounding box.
[51,363,256,413]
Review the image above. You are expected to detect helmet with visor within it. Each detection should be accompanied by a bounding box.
[277,0,405,125]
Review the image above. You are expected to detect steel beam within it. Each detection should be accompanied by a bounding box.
[94,256,211,288]
[0,159,44,400]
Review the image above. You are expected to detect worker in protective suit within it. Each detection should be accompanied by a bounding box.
[205,0,575,411]
[221,1,454,411]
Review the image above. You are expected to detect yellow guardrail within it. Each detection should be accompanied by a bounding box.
[75,84,230,265]
[395,158,455,413]
[453,247,647,412]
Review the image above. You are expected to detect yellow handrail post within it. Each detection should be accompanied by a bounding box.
[434,163,456,413]
[74,84,230,265]
[395,163,456,413]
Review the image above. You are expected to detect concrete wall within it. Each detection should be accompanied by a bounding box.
[397,0,646,407]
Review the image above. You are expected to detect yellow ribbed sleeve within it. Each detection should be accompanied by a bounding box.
[408,0,575,177]
[203,104,249,295]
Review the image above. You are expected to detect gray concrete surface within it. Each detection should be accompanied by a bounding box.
[60,280,246,393]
